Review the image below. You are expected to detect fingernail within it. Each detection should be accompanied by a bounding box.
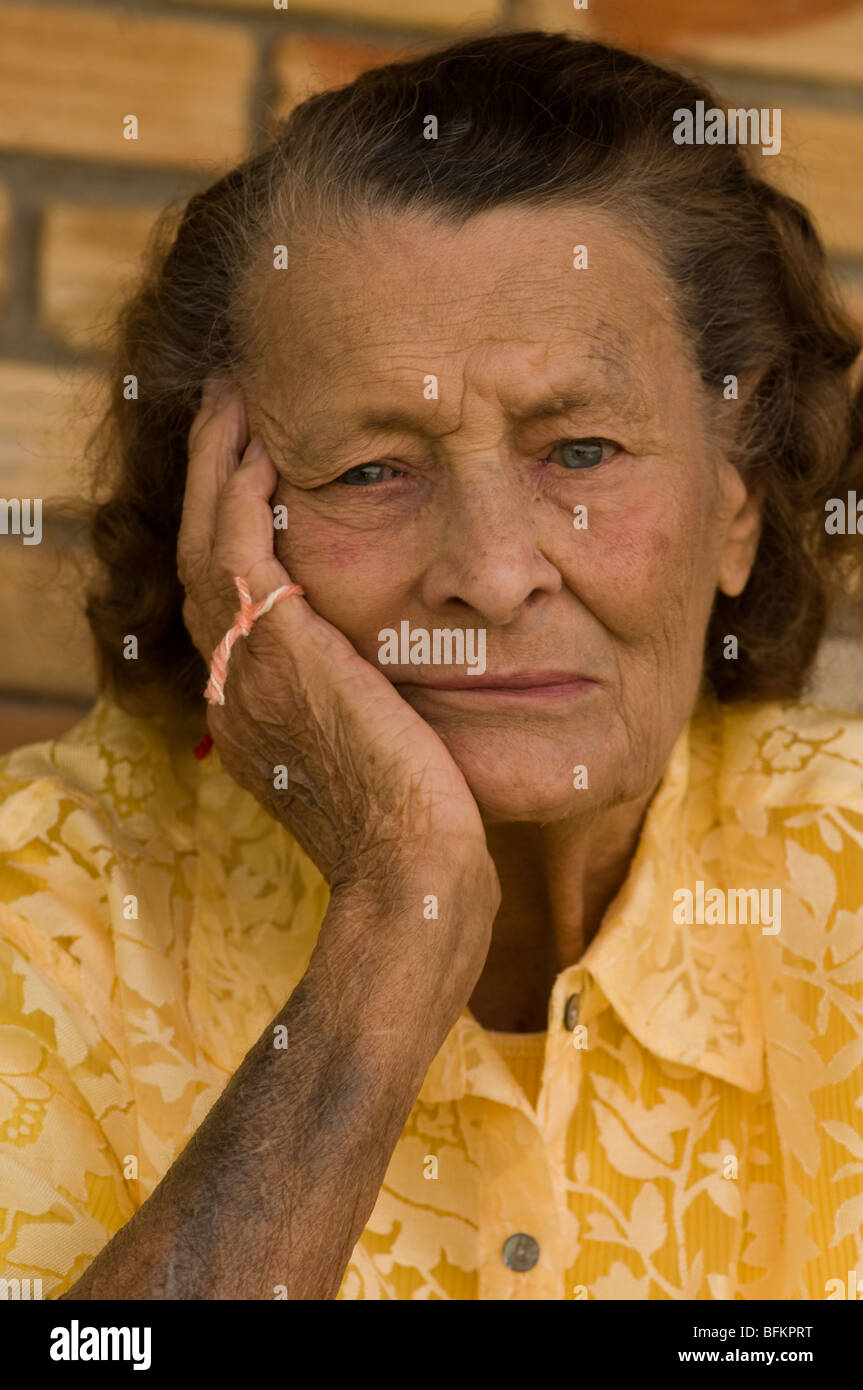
[244,434,266,462]
[202,378,236,409]
[215,381,239,411]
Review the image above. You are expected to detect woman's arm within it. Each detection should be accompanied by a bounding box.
[62,856,496,1300]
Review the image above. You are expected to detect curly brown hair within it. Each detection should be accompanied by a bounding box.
[80,29,863,720]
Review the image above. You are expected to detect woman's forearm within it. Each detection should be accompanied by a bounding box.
[61,864,491,1300]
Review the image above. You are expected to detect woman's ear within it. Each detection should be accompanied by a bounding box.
[717,472,765,598]
[710,367,767,598]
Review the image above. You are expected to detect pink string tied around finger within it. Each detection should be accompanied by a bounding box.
[204,574,304,706]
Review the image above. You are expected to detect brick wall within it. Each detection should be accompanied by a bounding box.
[1,0,862,753]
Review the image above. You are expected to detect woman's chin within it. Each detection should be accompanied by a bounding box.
[451,760,604,824]
[437,724,642,824]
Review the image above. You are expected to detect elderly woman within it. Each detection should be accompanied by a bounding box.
[1,30,862,1304]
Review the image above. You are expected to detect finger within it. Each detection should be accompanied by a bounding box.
[178,381,249,592]
[190,376,241,447]
[211,437,388,693]
[212,440,360,675]
[213,437,296,605]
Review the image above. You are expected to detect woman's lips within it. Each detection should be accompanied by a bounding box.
[395,674,599,701]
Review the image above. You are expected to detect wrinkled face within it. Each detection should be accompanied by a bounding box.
[244,203,761,822]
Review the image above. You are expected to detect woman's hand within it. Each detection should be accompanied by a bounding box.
[178,381,499,919]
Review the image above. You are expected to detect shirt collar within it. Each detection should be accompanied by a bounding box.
[419,699,765,1106]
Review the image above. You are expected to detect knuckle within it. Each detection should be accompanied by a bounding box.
[181,596,207,655]
[177,548,210,597]
[212,556,240,592]
[181,593,198,629]
[220,469,249,503]
[187,406,221,452]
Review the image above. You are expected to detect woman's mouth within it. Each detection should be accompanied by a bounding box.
[394,673,600,702]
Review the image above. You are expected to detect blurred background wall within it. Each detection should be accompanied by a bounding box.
[0,0,861,753]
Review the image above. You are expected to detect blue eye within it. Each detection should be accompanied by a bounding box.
[546,438,614,469]
[336,463,399,486]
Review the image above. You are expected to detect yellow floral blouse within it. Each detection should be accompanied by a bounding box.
[1,693,862,1300]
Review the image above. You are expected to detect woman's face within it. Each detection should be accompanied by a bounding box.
[244,203,762,823]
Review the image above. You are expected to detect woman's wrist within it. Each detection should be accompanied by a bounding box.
[314,853,498,1042]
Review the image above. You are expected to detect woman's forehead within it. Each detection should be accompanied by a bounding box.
[251,203,687,399]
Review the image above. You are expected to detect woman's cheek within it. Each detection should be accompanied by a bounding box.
[273,508,411,649]
[272,495,369,575]
[572,501,698,629]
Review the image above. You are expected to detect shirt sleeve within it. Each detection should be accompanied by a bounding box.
[0,754,137,1299]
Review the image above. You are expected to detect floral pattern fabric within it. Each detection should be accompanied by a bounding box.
[0,694,862,1299]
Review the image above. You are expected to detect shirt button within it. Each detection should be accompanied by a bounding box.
[563,992,581,1030]
[501,1233,540,1272]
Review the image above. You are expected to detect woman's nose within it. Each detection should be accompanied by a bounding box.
[419,465,562,624]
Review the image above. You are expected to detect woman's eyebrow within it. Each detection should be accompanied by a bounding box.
[512,350,643,422]
[510,389,596,422]
[259,360,643,459]
[285,383,633,439]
